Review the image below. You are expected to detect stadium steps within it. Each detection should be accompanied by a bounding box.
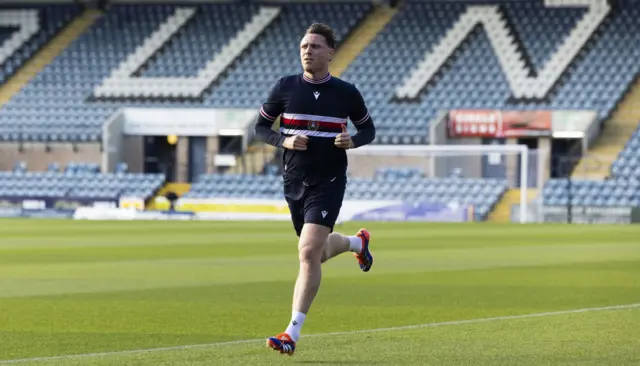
[0,9,102,106]
[572,78,640,179]
[488,188,538,223]
[146,183,191,210]
[329,3,399,77]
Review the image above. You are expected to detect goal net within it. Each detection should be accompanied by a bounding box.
[344,144,543,223]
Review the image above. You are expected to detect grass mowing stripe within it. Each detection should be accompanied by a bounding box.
[2,302,638,364]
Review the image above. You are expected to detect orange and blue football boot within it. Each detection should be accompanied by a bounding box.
[266,332,296,355]
[353,228,373,272]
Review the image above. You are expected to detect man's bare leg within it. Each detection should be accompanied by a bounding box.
[293,223,329,313]
[268,226,373,354]
[321,232,367,262]
[284,223,330,343]
[323,228,374,272]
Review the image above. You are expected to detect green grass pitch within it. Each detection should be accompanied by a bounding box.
[0,219,639,365]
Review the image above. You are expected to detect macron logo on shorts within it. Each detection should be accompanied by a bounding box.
[321,210,328,218]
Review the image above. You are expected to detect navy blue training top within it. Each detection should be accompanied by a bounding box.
[254,73,375,181]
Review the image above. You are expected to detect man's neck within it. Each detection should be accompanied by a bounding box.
[304,70,330,81]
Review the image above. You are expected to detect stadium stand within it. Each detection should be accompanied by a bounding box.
[339,0,638,144]
[611,123,640,180]
[542,119,640,207]
[0,0,637,219]
[542,178,640,207]
[0,5,81,87]
[183,170,508,220]
[4,0,636,145]
[0,3,372,141]
[0,161,165,201]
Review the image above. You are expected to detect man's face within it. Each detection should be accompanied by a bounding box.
[300,33,333,74]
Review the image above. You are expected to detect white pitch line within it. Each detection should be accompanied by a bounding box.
[1,302,639,364]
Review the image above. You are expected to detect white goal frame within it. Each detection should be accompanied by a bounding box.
[347,144,530,223]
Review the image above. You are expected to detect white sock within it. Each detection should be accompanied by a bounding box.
[348,236,362,253]
[285,311,307,342]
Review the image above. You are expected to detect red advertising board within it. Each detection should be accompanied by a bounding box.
[448,110,552,138]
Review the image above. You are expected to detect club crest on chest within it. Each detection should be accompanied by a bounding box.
[308,120,319,131]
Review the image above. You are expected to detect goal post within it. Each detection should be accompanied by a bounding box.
[346,144,536,223]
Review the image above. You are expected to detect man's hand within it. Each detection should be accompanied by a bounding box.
[334,125,354,149]
[282,135,309,151]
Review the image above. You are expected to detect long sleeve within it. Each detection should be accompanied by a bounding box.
[349,86,376,148]
[254,78,286,148]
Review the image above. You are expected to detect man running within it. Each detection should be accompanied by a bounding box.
[254,22,376,356]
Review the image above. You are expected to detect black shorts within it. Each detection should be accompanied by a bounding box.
[283,174,346,237]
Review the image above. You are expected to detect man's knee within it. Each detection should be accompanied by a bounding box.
[298,223,331,263]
